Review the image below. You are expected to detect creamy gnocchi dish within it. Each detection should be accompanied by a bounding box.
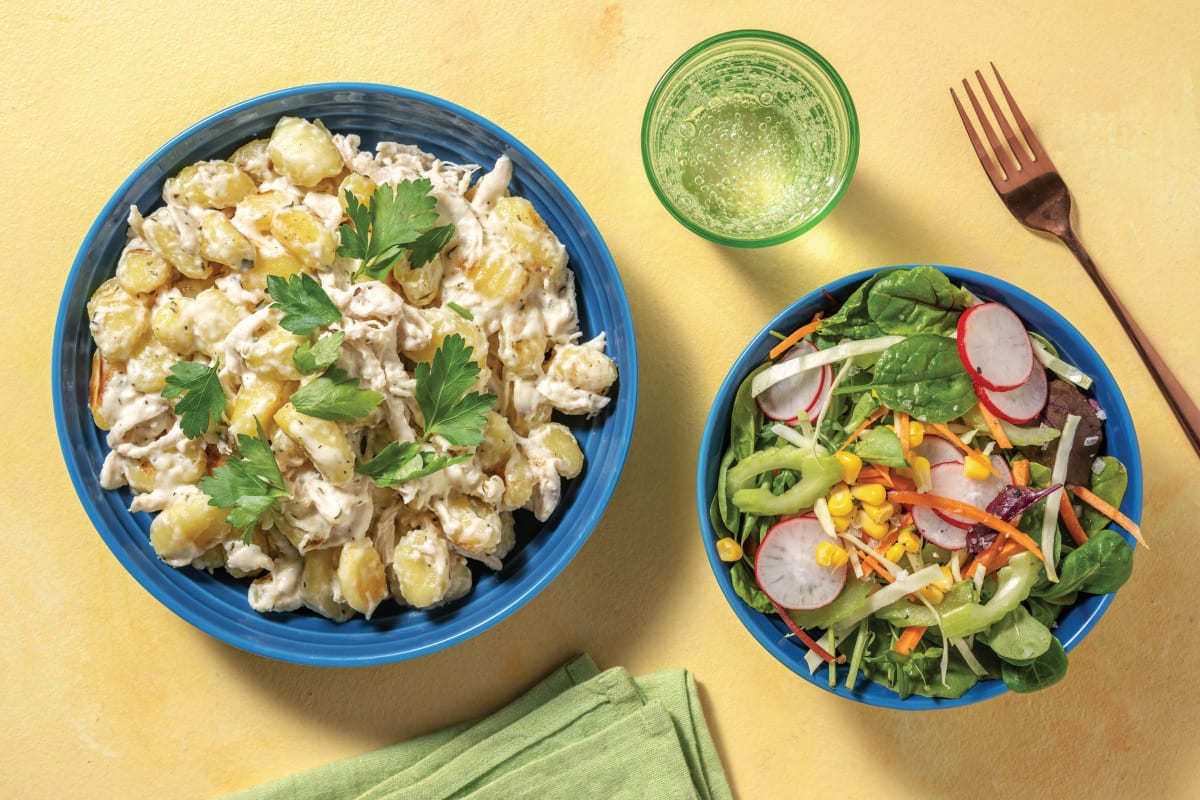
[87,116,618,620]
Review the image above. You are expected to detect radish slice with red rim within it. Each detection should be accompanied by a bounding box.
[977,361,1049,424]
[910,434,964,467]
[754,515,846,610]
[957,302,1034,391]
[803,364,834,421]
[927,456,1012,528]
[756,342,825,422]
[912,504,968,550]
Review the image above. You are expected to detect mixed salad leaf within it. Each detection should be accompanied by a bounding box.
[711,266,1143,700]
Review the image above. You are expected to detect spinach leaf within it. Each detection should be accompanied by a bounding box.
[983,604,1052,665]
[1001,636,1068,693]
[730,365,765,461]
[730,561,773,614]
[1025,596,1064,629]
[1080,456,1128,536]
[854,425,909,468]
[867,334,978,423]
[865,265,972,336]
[818,270,893,339]
[1036,529,1134,602]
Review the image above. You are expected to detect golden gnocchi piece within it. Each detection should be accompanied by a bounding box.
[141,210,207,279]
[88,278,150,362]
[273,402,354,483]
[199,211,256,270]
[267,116,344,187]
[271,206,338,270]
[170,160,257,209]
[149,491,231,566]
[116,249,172,295]
[336,539,388,618]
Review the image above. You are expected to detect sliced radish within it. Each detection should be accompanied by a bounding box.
[756,342,825,422]
[928,456,1012,528]
[957,302,1035,391]
[803,364,834,421]
[910,434,964,467]
[754,515,847,610]
[912,504,968,550]
[977,362,1049,424]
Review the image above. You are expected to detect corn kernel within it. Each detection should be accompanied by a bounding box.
[884,543,906,563]
[827,483,854,517]
[856,509,889,540]
[815,541,837,567]
[835,451,862,484]
[910,455,932,491]
[716,537,743,562]
[934,565,955,592]
[831,515,853,534]
[963,453,991,481]
[908,420,925,447]
[862,501,895,524]
[897,529,921,553]
[851,483,887,506]
[918,585,945,605]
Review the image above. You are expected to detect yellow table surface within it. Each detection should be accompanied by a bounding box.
[4,2,1198,797]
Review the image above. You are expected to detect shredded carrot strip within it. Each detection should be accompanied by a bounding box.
[838,407,888,452]
[858,464,894,488]
[896,411,911,460]
[963,530,1007,578]
[768,315,823,360]
[976,402,1012,449]
[1058,491,1089,547]
[888,474,917,493]
[873,530,901,555]
[1069,485,1146,548]
[888,490,1045,561]
[990,540,1029,571]
[1011,459,1030,487]
[928,422,1002,478]
[768,597,840,663]
[894,626,927,656]
[860,555,893,583]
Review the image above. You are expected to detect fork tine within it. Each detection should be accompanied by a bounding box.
[960,76,1017,182]
[975,68,1030,167]
[950,87,1004,184]
[990,63,1054,166]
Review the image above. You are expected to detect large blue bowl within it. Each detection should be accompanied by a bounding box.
[697,265,1142,709]
[54,84,638,666]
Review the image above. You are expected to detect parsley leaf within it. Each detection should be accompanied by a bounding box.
[408,223,456,269]
[414,333,497,446]
[338,180,454,281]
[267,273,342,335]
[162,360,226,438]
[198,420,290,536]
[291,366,384,422]
[354,334,495,487]
[293,330,345,375]
[356,441,471,487]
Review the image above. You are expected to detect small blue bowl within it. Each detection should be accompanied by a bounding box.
[54,83,638,666]
[697,265,1142,709]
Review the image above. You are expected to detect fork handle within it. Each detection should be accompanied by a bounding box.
[1059,228,1200,458]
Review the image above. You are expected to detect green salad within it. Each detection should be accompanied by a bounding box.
[710,266,1142,699]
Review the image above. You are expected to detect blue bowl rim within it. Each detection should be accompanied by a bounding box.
[53,82,639,666]
[696,264,1142,709]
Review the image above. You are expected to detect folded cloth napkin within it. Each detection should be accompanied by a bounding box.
[223,655,732,800]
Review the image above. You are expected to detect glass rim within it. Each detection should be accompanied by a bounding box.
[641,29,860,247]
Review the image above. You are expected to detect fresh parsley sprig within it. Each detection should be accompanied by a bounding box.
[356,333,495,487]
[339,180,456,281]
[198,420,291,540]
[291,366,384,422]
[267,273,342,335]
[162,360,226,438]
[293,330,345,375]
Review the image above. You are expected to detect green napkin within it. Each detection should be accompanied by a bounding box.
[223,655,732,800]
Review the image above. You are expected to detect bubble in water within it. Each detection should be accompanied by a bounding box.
[758,91,774,106]
[679,121,696,138]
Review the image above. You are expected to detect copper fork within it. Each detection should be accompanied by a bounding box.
[952,63,1200,458]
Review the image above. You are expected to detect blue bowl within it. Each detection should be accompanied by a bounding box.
[697,265,1142,709]
[53,83,638,666]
